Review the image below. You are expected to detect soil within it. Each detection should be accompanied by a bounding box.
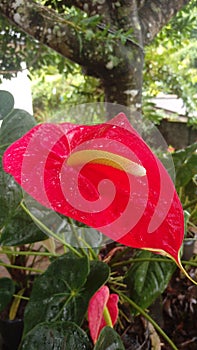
[161,268,197,350]
[117,267,197,350]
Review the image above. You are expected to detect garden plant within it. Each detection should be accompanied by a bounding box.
[0,1,197,349]
[0,90,197,349]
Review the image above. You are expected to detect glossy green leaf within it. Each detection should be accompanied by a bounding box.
[74,260,110,325]
[94,326,125,350]
[0,163,46,245]
[0,277,15,312]
[0,170,22,228]
[176,152,197,187]
[172,142,197,187]
[0,205,47,245]
[172,142,197,166]
[0,90,14,120]
[0,106,45,244]
[0,108,35,152]
[23,253,109,335]
[20,321,91,350]
[125,250,176,313]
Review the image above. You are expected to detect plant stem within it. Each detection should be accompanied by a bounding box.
[78,236,99,260]
[183,198,197,209]
[103,306,113,327]
[118,291,179,350]
[0,262,43,273]
[67,217,88,256]
[21,200,82,258]
[13,294,29,301]
[111,257,197,268]
[0,249,60,257]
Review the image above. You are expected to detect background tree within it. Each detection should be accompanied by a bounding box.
[0,0,195,118]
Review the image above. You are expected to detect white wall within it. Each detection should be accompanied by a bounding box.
[0,65,33,115]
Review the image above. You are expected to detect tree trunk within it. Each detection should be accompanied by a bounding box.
[102,48,144,117]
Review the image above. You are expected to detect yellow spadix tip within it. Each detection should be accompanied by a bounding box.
[67,150,146,177]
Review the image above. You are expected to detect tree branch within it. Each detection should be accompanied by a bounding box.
[44,0,111,22]
[107,0,143,47]
[139,0,192,44]
[3,0,190,110]
[0,0,110,74]
[0,0,138,79]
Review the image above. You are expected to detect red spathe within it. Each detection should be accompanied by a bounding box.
[2,113,184,264]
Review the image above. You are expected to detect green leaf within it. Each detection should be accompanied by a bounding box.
[0,90,14,120]
[184,210,191,237]
[0,165,46,245]
[172,142,197,166]
[94,326,125,350]
[172,143,197,186]
[175,152,197,187]
[23,253,89,334]
[20,321,91,350]
[0,105,34,226]
[0,105,45,244]
[0,170,22,228]
[0,205,47,245]
[0,277,15,313]
[125,250,176,313]
[0,108,35,152]
[23,253,109,335]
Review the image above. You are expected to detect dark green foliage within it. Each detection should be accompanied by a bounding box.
[94,326,125,350]
[23,253,109,334]
[20,321,92,350]
[0,90,14,120]
[172,142,197,188]
[0,90,47,245]
[125,250,176,313]
[0,278,15,313]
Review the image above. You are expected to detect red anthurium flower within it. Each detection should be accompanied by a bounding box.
[3,113,195,283]
[88,285,119,344]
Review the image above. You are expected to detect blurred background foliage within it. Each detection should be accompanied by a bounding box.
[0,0,197,124]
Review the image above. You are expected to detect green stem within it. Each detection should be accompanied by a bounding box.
[118,291,179,350]
[21,201,82,258]
[78,236,99,260]
[103,306,113,328]
[183,198,197,209]
[67,217,88,256]
[0,249,60,257]
[190,205,197,220]
[111,257,197,268]
[66,219,99,260]
[13,294,29,301]
[0,262,42,273]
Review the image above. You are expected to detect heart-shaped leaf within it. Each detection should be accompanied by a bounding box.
[0,90,14,120]
[0,108,35,150]
[20,321,91,350]
[94,326,125,350]
[23,253,109,335]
